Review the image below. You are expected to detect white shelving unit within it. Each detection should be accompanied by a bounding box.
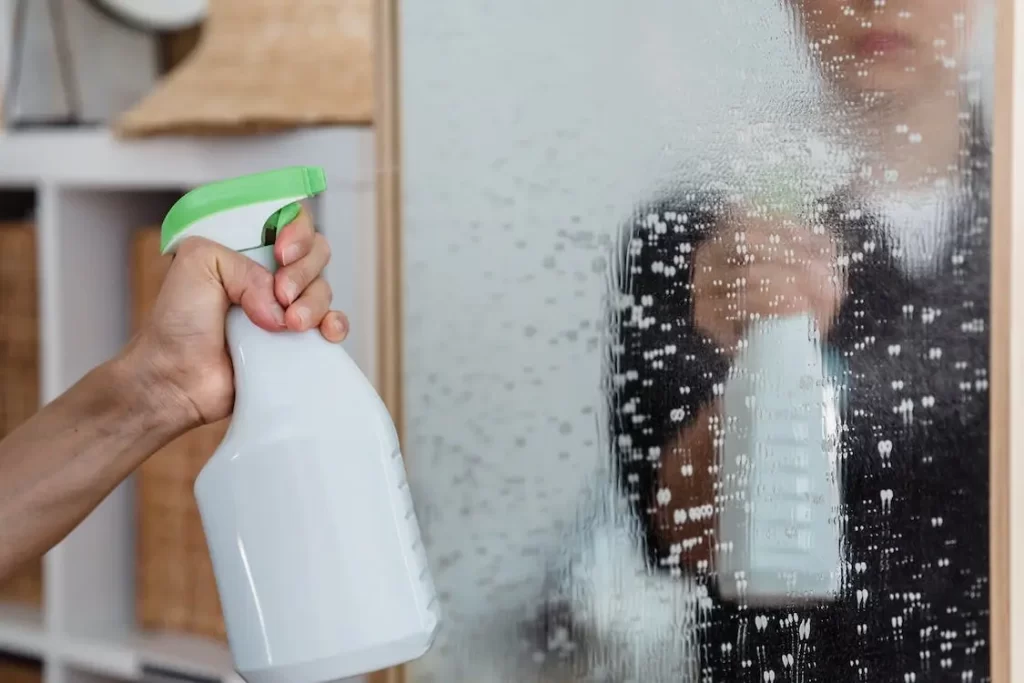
[0,127,377,683]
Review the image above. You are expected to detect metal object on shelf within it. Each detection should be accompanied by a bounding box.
[85,0,206,33]
[1,0,160,127]
[80,1,207,76]
[3,0,85,128]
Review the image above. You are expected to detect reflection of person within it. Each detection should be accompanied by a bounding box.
[613,1,989,681]
[0,210,348,579]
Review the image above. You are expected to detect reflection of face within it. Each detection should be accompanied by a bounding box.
[794,0,972,98]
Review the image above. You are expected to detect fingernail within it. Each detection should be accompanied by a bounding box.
[294,306,309,328]
[271,303,286,326]
[282,244,301,266]
[282,278,298,304]
[332,315,349,340]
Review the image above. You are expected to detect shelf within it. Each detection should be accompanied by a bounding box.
[0,603,45,658]
[60,630,241,683]
[0,127,374,189]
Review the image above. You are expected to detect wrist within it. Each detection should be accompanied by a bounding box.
[108,336,202,440]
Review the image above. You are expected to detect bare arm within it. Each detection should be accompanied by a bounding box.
[611,200,730,575]
[654,402,718,571]
[0,344,193,580]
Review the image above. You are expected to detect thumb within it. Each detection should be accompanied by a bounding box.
[179,237,286,332]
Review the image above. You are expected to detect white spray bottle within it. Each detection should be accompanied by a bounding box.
[160,167,440,683]
[714,187,845,607]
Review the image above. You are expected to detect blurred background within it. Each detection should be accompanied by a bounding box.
[0,1,999,682]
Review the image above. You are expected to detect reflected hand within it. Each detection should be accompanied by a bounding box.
[692,211,845,351]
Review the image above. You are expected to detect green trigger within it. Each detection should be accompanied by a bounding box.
[262,202,302,246]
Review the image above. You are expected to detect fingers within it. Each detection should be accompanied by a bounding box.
[284,276,349,343]
[284,277,331,331]
[284,278,349,343]
[721,223,834,269]
[272,207,345,342]
[693,219,843,349]
[320,310,350,343]
[177,223,349,342]
[273,206,332,310]
[275,233,331,307]
[179,237,287,332]
[274,206,317,266]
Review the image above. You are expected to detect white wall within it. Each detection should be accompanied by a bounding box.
[398,2,838,681]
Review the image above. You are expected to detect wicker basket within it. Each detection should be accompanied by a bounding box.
[132,227,228,642]
[0,223,42,607]
[0,654,42,683]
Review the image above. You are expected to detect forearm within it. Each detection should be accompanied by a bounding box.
[655,401,719,571]
[0,344,194,579]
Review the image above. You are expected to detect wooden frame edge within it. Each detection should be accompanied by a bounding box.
[374,0,403,435]
[371,0,405,681]
[993,0,1017,680]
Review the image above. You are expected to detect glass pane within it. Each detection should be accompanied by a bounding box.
[399,1,995,681]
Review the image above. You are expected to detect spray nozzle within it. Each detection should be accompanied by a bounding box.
[161,166,326,256]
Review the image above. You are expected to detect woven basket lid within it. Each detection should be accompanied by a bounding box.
[115,0,373,137]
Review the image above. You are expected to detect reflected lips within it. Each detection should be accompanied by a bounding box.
[854,31,915,57]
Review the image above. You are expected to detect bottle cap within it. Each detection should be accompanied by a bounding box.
[161,166,327,255]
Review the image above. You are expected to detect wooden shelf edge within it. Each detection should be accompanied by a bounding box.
[0,602,45,658]
[0,127,375,189]
[58,628,242,683]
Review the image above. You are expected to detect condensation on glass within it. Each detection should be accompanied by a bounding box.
[399,1,994,681]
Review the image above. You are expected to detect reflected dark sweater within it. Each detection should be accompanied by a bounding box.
[610,144,991,681]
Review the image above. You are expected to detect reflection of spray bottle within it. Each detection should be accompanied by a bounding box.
[714,179,844,607]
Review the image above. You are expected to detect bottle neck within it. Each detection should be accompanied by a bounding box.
[226,308,301,425]
[226,244,294,422]
[240,244,278,273]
